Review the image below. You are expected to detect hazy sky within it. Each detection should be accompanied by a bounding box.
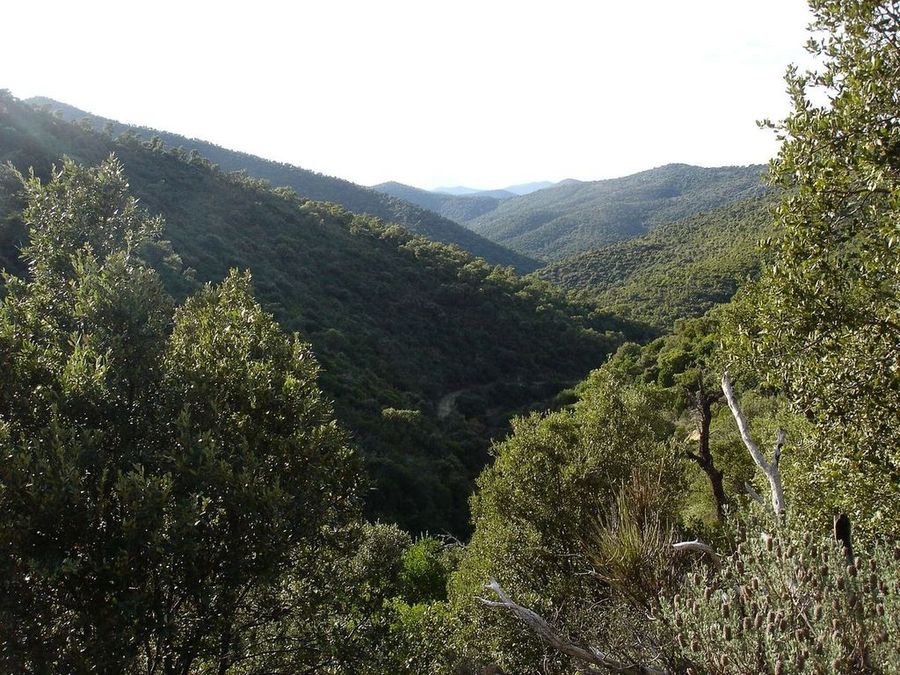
[6,1,813,189]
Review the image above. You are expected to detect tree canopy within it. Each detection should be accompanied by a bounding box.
[729,0,900,536]
[0,157,359,672]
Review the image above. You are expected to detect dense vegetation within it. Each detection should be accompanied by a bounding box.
[539,196,776,329]
[0,159,360,671]
[725,0,900,537]
[466,163,766,260]
[0,92,643,536]
[420,1,900,671]
[28,97,538,272]
[1,0,898,671]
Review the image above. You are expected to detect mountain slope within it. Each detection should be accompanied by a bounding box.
[0,91,643,535]
[537,196,775,329]
[467,164,766,260]
[27,96,538,273]
[372,181,504,223]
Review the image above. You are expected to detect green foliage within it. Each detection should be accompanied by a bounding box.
[469,163,766,260]
[727,0,900,537]
[540,196,776,329]
[400,536,460,604]
[21,156,163,281]
[234,521,411,673]
[0,161,26,276]
[446,370,683,672]
[0,157,359,672]
[0,91,643,535]
[663,517,900,673]
[232,523,466,673]
[606,313,724,392]
[587,471,682,610]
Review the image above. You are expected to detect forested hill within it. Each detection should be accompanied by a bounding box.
[26,96,538,273]
[537,197,775,329]
[372,181,506,223]
[0,91,642,535]
[467,163,766,260]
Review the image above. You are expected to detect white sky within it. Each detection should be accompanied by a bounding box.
[5,1,813,190]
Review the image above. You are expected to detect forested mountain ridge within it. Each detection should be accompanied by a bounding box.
[26,96,538,273]
[0,91,641,535]
[538,196,776,329]
[467,163,767,260]
[372,180,505,223]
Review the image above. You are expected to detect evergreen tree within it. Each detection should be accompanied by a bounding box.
[731,0,900,536]
[0,157,359,672]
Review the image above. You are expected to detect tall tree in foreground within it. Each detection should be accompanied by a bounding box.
[729,0,900,536]
[0,157,359,672]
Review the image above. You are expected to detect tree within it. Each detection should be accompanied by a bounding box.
[446,370,683,673]
[0,156,360,673]
[606,313,762,526]
[728,0,900,536]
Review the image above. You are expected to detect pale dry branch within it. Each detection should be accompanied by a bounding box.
[744,482,765,505]
[721,372,787,517]
[672,539,718,560]
[479,579,669,675]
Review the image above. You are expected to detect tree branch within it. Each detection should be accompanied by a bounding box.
[744,482,765,505]
[479,579,669,675]
[721,372,787,517]
[672,539,718,560]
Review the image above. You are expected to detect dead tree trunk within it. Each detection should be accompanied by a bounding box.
[479,579,669,675]
[721,372,786,518]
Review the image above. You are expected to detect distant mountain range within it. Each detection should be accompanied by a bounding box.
[465,164,767,261]
[371,181,505,223]
[373,179,582,225]
[27,97,538,273]
[434,181,566,197]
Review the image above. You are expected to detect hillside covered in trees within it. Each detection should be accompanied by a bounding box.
[0,92,641,536]
[28,97,538,273]
[538,196,776,329]
[466,163,766,260]
[1,0,898,672]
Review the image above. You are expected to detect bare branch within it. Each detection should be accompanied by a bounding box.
[672,539,718,560]
[744,482,765,505]
[721,372,787,517]
[479,579,669,675]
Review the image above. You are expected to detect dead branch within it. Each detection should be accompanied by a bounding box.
[721,372,787,517]
[479,579,669,675]
[744,482,765,505]
[672,539,718,560]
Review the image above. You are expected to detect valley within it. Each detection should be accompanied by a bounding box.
[2,5,897,666]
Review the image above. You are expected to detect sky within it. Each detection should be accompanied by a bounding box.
[5,1,813,190]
